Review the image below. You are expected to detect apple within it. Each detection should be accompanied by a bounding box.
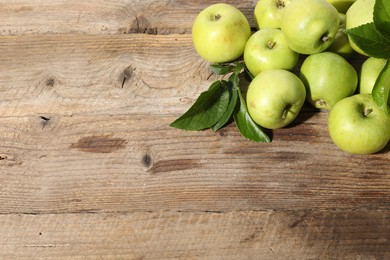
[281,0,340,54]
[244,28,299,77]
[300,52,357,110]
[246,69,306,129]
[328,94,390,154]
[192,3,251,63]
[327,13,354,57]
[345,0,374,56]
[359,57,387,94]
[254,0,292,29]
[326,0,356,13]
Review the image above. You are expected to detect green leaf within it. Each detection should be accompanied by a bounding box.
[372,59,390,113]
[170,81,230,130]
[228,73,239,90]
[346,23,390,59]
[210,64,234,75]
[374,0,390,41]
[212,84,238,131]
[233,90,271,143]
[233,62,245,75]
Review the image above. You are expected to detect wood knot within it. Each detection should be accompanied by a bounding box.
[46,78,55,87]
[39,116,51,129]
[121,65,136,88]
[141,154,152,168]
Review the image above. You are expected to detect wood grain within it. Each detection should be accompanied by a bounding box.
[0,0,257,35]
[0,210,389,259]
[0,34,367,117]
[0,34,212,117]
[0,113,388,214]
[0,0,389,258]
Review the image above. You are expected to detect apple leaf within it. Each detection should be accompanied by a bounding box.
[233,90,271,143]
[210,61,245,76]
[372,60,390,114]
[374,0,390,41]
[233,61,245,75]
[211,65,241,131]
[210,64,235,75]
[212,84,238,131]
[170,80,230,130]
[346,23,390,59]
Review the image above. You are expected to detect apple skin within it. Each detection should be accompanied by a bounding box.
[246,69,306,129]
[300,52,358,110]
[328,94,390,154]
[244,28,299,77]
[345,0,374,56]
[254,0,292,29]
[327,13,354,57]
[359,57,387,94]
[192,3,251,63]
[326,0,356,13]
[281,0,340,54]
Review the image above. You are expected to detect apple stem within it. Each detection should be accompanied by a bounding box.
[276,0,286,8]
[267,40,276,49]
[364,108,373,117]
[213,14,221,21]
[316,99,327,108]
[321,34,330,42]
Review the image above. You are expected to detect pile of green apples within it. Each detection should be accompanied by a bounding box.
[189,0,390,154]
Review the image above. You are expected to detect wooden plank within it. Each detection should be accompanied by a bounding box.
[0,34,366,117]
[0,210,388,259]
[0,113,388,214]
[0,0,257,35]
[0,34,212,117]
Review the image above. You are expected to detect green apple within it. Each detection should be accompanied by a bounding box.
[328,94,390,154]
[326,0,356,13]
[254,0,292,29]
[246,69,306,129]
[192,3,251,63]
[281,0,340,54]
[300,52,357,110]
[244,28,299,77]
[327,13,354,57]
[359,57,387,94]
[345,0,374,56]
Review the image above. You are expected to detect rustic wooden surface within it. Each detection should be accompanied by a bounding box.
[0,1,389,259]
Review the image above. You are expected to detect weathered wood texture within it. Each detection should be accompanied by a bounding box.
[1,211,389,259]
[0,113,389,215]
[0,0,256,35]
[0,0,389,259]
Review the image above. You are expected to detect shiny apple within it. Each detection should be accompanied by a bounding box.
[246,69,306,129]
[300,52,357,110]
[359,57,387,94]
[244,28,299,77]
[192,3,251,63]
[281,0,340,54]
[328,94,390,154]
[254,0,292,29]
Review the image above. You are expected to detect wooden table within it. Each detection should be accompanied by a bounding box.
[0,1,389,259]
